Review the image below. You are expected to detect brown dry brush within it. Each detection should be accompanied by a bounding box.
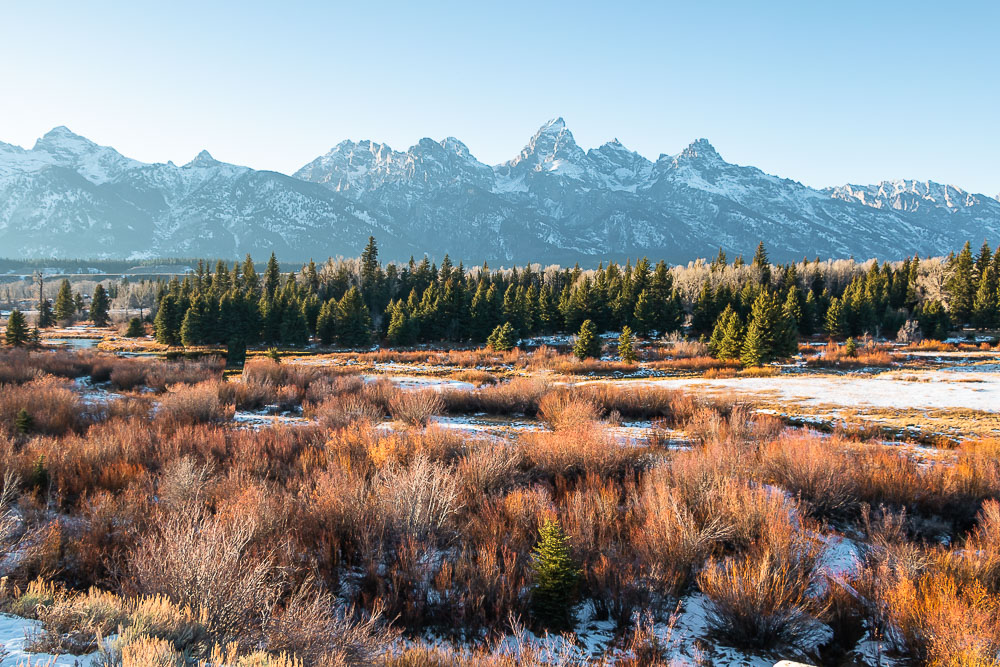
[7,350,1000,662]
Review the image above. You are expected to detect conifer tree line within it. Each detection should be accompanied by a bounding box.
[24,278,111,329]
[135,238,1000,360]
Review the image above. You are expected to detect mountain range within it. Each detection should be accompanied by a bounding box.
[1,119,998,264]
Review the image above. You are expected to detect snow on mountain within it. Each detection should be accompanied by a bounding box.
[827,180,989,213]
[0,127,407,260]
[2,121,999,262]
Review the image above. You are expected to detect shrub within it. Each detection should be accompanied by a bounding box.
[125,508,278,644]
[0,377,84,435]
[29,588,126,653]
[374,454,463,539]
[536,392,599,431]
[455,444,522,503]
[309,394,383,429]
[762,434,862,521]
[522,424,637,480]
[573,384,696,423]
[440,378,549,416]
[157,381,233,425]
[634,474,731,594]
[885,573,1000,664]
[696,528,824,651]
[389,390,444,427]
[264,582,391,666]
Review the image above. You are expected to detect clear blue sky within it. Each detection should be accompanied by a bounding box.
[1,1,997,194]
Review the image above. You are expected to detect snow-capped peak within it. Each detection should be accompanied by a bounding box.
[678,138,721,162]
[827,179,985,213]
[503,117,587,179]
[185,150,220,168]
[33,126,97,154]
[28,125,141,184]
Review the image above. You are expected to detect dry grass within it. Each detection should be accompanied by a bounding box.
[806,341,896,368]
[537,393,600,430]
[389,390,445,426]
[0,376,86,435]
[736,365,781,378]
[702,367,738,379]
[440,378,550,415]
[4,347,1000,662]
[157,381,234,425]
[648,356,740,373]
[697,535,824,651]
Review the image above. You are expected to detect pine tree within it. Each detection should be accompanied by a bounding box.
[486,322,516,352]
[976,240,993,279]
[972,264,998,329]
[800,290,817,336]
[179,298,205,347]
[740,290,781,366]
[37,296,54,329]
[502,284,524,335]
[825,297,846,338]
[573,319,602,360]
[777,287,801,356]
[691,282,716,335]
[530,519,579,631]
[54,279,75,322]
[154,294,181,345]
[632,289,655,337]
[279,301,310,346]
[709,305,742,360]
[5,309,29,347]
[315,300,338,345]
[15,408,34,435]
[336,287,372,347]
[242,254,261,296]
[918,300,952,341]
[946,241,976,325]
[125,317,144,337]
[844,337,858,357]
[361,236,380,287]
[264,252,281,299]
[90,284,110,326]
[538,285,561,333]
[752,241,771,285]
[386,301,416,346]
[618,326,637,363]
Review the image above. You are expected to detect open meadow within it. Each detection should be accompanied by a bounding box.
[2,329,1000,666]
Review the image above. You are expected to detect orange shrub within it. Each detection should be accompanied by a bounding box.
[0,376,85,436]
[156,381,233,425]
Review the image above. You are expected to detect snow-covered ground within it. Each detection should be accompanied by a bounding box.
[363,375,475,391]
[590,370,1000,413]
[0,614,97,666]
[232,411,309,429]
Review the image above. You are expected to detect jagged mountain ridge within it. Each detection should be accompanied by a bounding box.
[1,121,998,263]
[0,128,412,260]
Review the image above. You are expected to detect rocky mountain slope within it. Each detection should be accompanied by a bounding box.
[1,121,997,263]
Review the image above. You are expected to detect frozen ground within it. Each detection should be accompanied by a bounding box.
[589,370,1000,413]
[0,614,97,666]
[363,374,475,391]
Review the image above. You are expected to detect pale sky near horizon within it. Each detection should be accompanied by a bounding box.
[1,1,997,194]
